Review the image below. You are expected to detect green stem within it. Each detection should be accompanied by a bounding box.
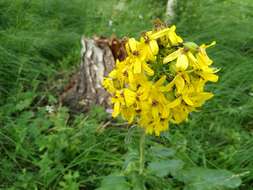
[139,129,146,175]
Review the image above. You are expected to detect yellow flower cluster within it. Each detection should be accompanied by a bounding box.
[103,25,218,136]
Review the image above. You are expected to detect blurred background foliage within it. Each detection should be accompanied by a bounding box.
[0,0,252,189]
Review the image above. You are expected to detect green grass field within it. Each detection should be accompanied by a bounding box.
[0,0,252,189]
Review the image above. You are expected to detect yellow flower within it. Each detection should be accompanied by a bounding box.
[103,24,219,136]
[145,117,170,136]
[163,48,189,71]
[140,36,159,61]
[171,104,192,124]
[198,71,219,82]
[181,83,214,107]
[123,88,136,107]
[125,39,155,76]
[110,88,136,118]
[108,61,129,88]
[136,76,172,135]
[121,106,136,123]
[148,25,183,46]
[111,90,125,117]
[102,78,116,94]
[148,28,171,40]
[197,41,216,66]
[167,25,183,46]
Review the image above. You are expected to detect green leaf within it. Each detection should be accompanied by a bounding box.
[15,98,33,111]
[96,175,130,190]
[15,92,35,111]
[176,168,241,190]
[148,159,184,177]
[130,173,146,190]
[123,147,139,174]
[59,171,80,190]
[150,146,176,159]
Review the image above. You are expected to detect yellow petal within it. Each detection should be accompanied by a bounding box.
[143,63,154,76]
[128,38,138,52]
[152,106,159,121]
[149,40,159,55]
[170,25,176,31]
[176,54,189,71]
[115,59,121,67]
[112,102,120,117]
[108,69,117,78]
[176,35,183,43]
[197,41,216,66]
[212,67,221,73]
[161,106,170,118]
[191,92,214,107]
[128,71,136,89]
[195,78,206,92]
[161,80,174,92]
[199,92,214,101]
[124,89,136,107]
[182,72,190,83]
[145,124,154,135]
[167,98,182,108]
[155,75,166,86]
[174,75,185,93]
[163,49,181,64]
[182,94,194,106]
[122,107,135,123]
[154,120,166,136]
[187,51,197,67]
[203,41,216,49]
[168,25,183,44]
[201,73,219,82]
[102,78,115,93]
[133,59,142,74]
[168,32,178,45]
[168,32,183,45]
[198,52,213,66]
[171,107,188,124]
[150,28,170,39]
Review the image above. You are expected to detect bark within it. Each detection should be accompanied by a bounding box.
[60,36,126,112]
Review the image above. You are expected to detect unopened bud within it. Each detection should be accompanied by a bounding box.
[183,42,199,52]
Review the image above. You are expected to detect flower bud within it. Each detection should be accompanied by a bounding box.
[183,42,199,52]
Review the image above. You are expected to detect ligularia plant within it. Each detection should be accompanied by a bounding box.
[103,23,219,136]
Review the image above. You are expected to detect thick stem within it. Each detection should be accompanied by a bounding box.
[139,129,146,175]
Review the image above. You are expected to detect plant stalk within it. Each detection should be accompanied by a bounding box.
[139,129,146,175]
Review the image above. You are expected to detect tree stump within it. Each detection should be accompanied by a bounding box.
[60,36,126,112]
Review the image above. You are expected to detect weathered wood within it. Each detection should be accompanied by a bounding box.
[60,36,126,112]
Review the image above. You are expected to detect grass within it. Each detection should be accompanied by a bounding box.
[0,0,252,189]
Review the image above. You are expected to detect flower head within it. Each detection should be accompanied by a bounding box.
[103,24,219,136]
